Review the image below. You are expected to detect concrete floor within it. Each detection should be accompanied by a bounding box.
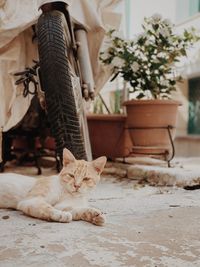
[0,160,200,267]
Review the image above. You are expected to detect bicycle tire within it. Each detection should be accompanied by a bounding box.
[37,10,87,161]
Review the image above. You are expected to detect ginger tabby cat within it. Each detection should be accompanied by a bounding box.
[0,148,107,226]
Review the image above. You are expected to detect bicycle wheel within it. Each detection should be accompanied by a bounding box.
[37,10,88,161]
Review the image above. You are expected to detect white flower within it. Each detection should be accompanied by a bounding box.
[135,50,141,57]
[112,30,124,39]
[100,50,110,60]
[153,58,160,64]
[157,52,166,58]
[111,56,124,67]
[159,65,165,70]
[141,54,148,61]
[163,19,173,27]
[145,39,151,46]
[151,55,157,60]
[147,35,155,42]
[159,28,170,37]
[162,80,169,86]
[151,13,162,22]
[146,70,150,75]
[131,62,140,72]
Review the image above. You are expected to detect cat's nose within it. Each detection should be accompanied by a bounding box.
[74,184,80,189]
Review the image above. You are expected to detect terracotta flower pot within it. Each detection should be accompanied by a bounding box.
[123,99,181,157]
[87,114,133,159]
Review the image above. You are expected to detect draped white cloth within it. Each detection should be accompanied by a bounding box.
[0,0,122,134]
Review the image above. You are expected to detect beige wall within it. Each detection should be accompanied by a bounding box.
[173,80,200,157]
[173,79,188,136]
[175,136,200,157]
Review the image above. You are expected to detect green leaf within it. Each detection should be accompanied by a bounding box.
[180,48,187,56]
[137,93,145,99]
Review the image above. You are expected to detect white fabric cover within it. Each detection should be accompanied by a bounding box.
[0,0,122,133]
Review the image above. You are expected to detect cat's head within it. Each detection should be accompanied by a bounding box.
[60,148,107,194]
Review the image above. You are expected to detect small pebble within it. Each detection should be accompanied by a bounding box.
[2,215,10,220]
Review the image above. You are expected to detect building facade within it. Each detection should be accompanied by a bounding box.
[174,0,200,156]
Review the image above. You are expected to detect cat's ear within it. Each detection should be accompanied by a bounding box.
[63,148,75,166]
[92,156,107,174]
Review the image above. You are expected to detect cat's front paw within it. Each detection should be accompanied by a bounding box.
[91,211,106,226]
[52,210,72,223]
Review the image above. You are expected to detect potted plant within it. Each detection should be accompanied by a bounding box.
[87,94,133,159]
[100,14,200,160]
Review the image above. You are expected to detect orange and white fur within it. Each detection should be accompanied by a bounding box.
[0,148,107,226]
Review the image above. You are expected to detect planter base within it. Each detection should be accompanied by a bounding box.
[126,125,175,166]
[87,114,133,159]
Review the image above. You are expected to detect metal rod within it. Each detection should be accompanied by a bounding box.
[98,93,111,114]
[126,125,176,167]
[166,125,175,166]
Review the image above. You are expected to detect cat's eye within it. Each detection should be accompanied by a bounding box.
[83,177,90,182]
[68,173,74,178]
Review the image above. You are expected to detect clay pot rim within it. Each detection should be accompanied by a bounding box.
[87,114,127,121]
[123,99,182,106]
